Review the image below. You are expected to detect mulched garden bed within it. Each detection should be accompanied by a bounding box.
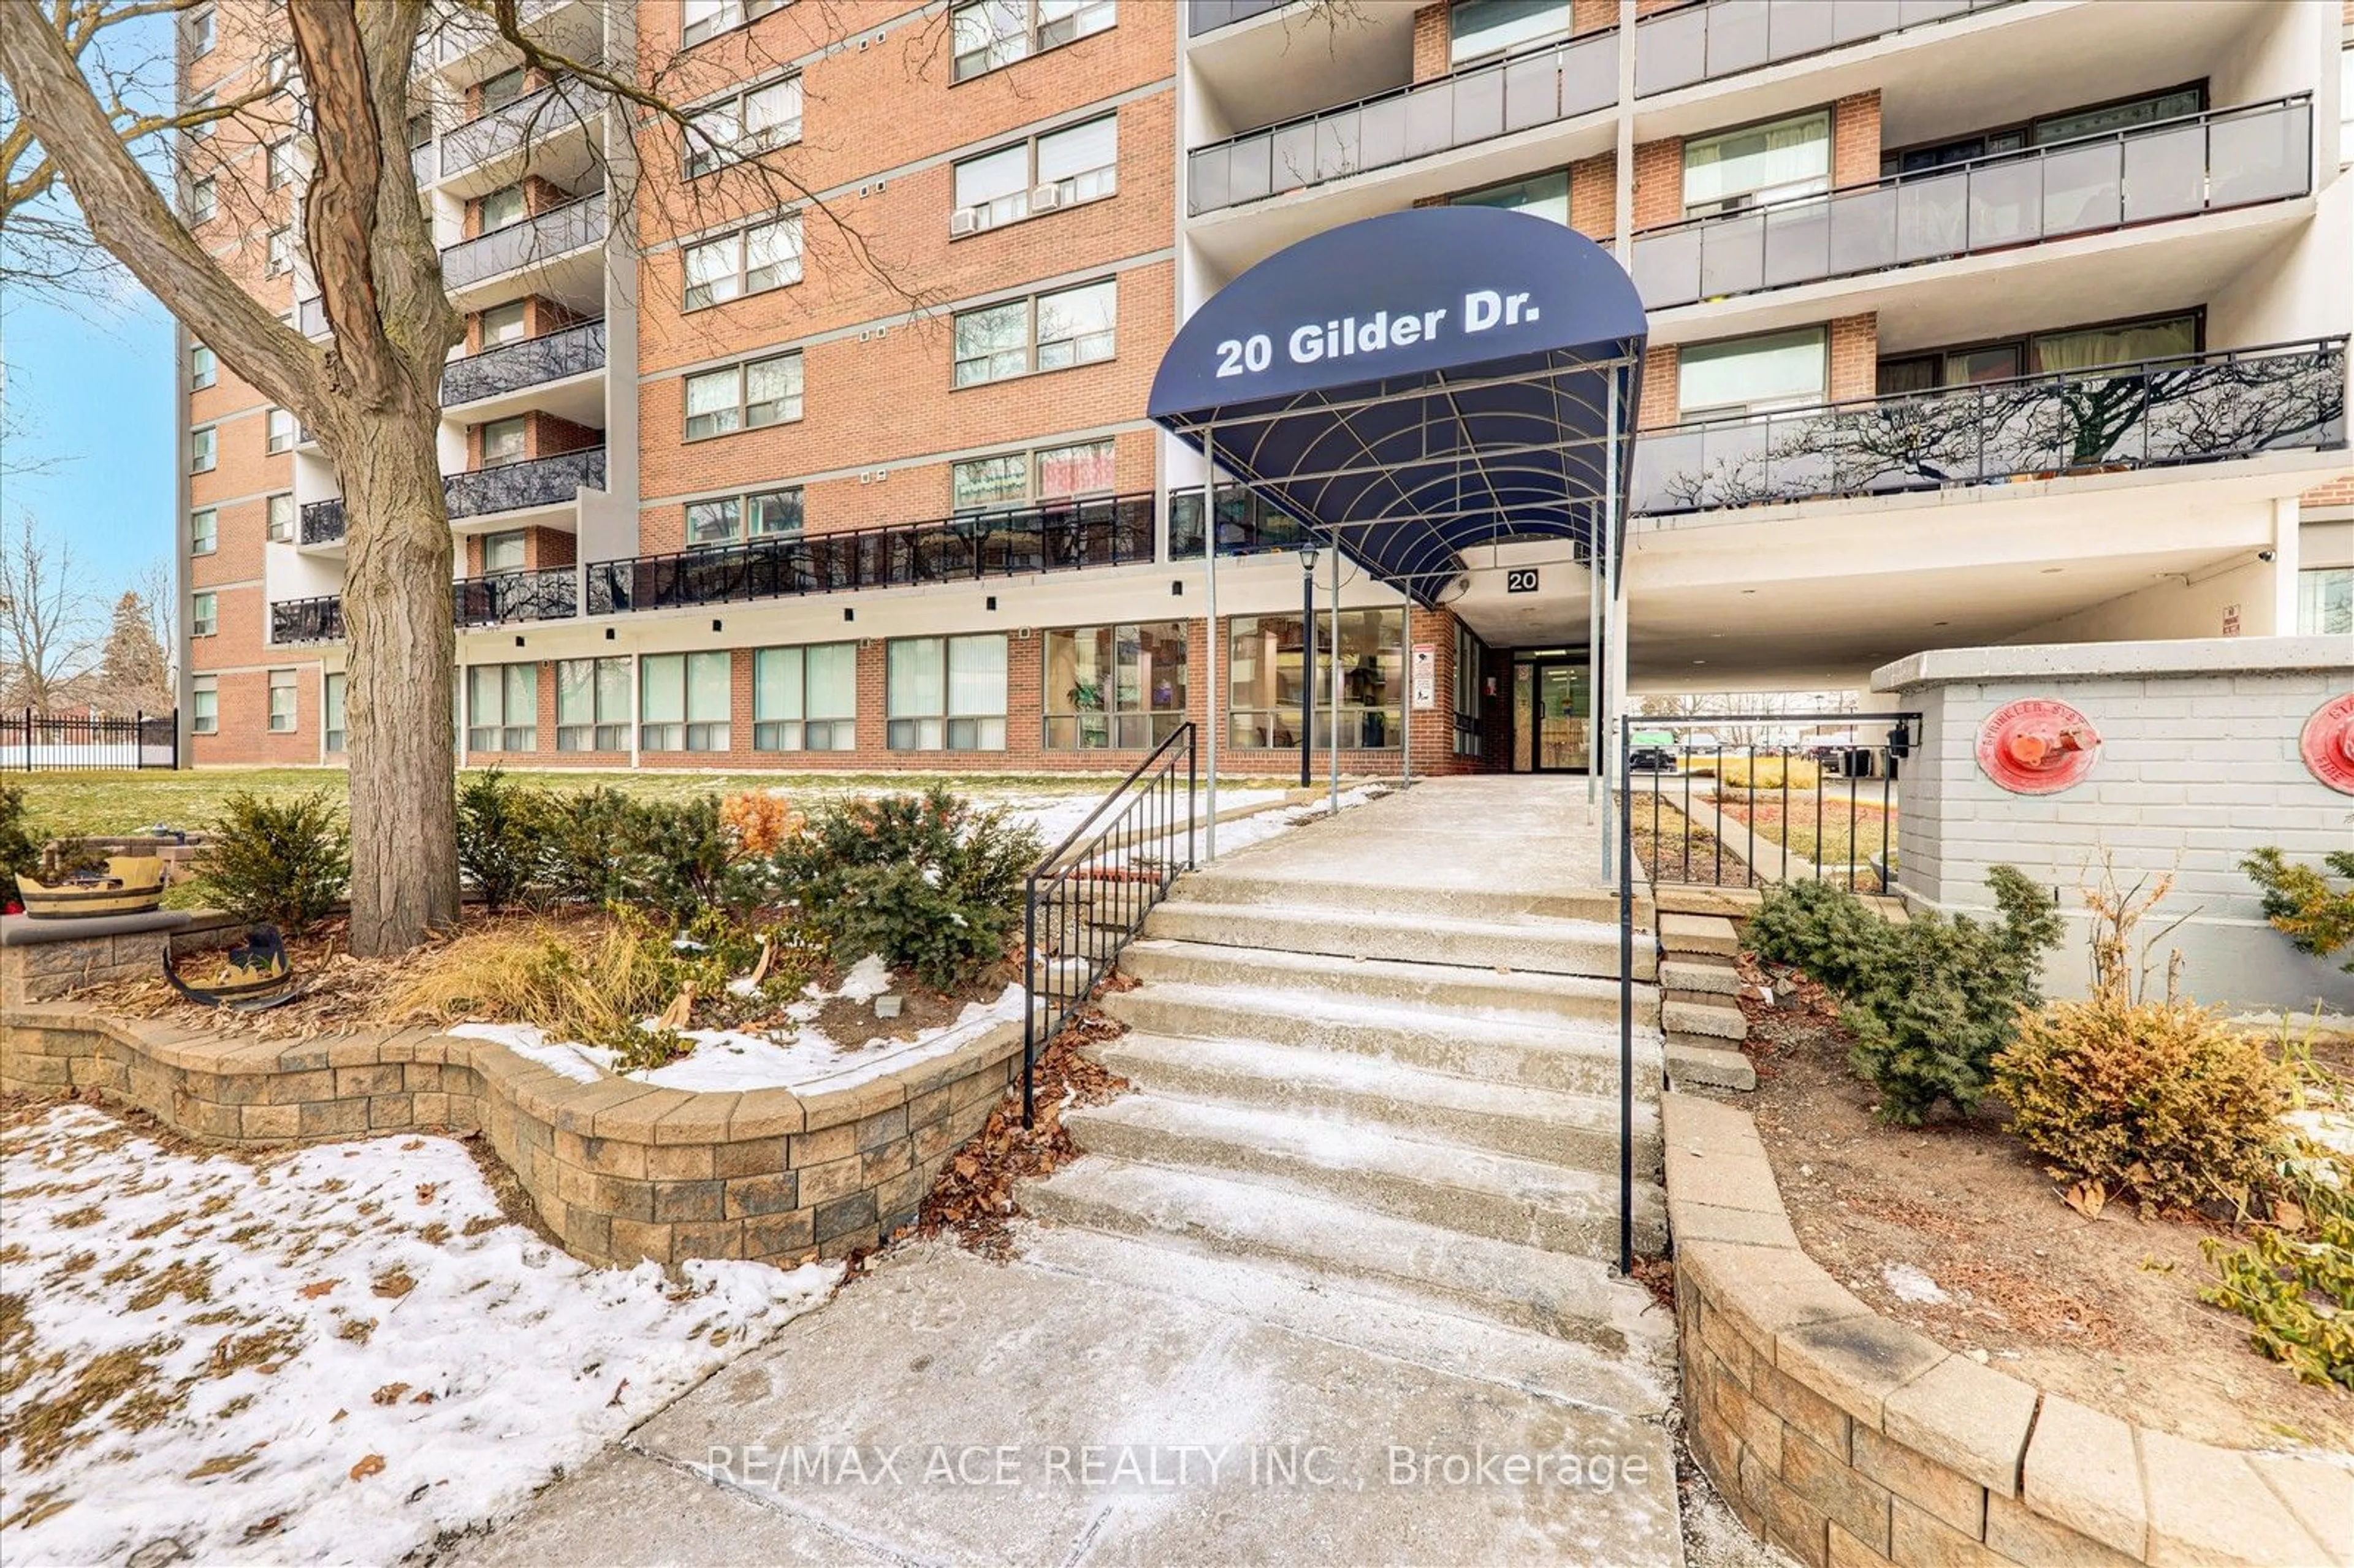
[1723,965,2352,1454]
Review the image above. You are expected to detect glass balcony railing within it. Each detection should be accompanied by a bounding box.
[440,190,604,291]
[1187,0,1292,35]
[270,595,345,644]
[439,75,602,179]
[454,566,577,627]
[441,319,606,406]
[1631,338,2348,517]
[446,446,606,520]
[1166,484,1317,558]
[587,492,1157,615]
[1188,28,1616,216]
[411,141,435,185]
[1634,97,2315,310]
[1633,0,2019,97]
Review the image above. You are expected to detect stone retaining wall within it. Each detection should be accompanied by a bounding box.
[1,1000,1021,1268]
[1664,1093,2348,1568]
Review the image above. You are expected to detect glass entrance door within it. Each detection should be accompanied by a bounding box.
[1511,656,1591,772]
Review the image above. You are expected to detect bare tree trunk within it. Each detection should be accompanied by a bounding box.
[335,411,460,953]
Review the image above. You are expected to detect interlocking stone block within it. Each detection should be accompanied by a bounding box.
[1742,1442,1833,1568]
[1852,1425,1984,1540]
[596,1089,692,1141]
[2143,1432,2329,1568]
[652,1180,725,1225]
[646,1140,716,1182]
[797,1154,863,1208]
[1827,1521,1896,1568]
[1665,1149,1785,1214]
[1983,1493,2137,1568]
[2019,1395,2144,1558]
[742,1208,815,1259]
[2246,1453,2354,1568]
[788,1123,857,1169]
[1710,1359,1783,1472]
[800,1076,904,1133]
[1880,1357,2035,1501]
[671,1219,745,1261]
[714,1135,788,1179]
[1783,1428,1894,1556]
[1776,1316,1948,1432]
[723,1170,799,1219]
[654,1093,740,1147]
[729,1089,804,1140]
[1887,1498,2003,1568]
[550,1079,663,1137]
[1682,1241,1872,1363]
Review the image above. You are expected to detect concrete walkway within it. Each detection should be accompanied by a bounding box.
[459,778,1682,1567]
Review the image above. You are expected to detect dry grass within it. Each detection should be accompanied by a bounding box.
[390,915,674,1046]
[1624,796,1759,889]
[1715,797,1895,872]
[1686,755,1823,791]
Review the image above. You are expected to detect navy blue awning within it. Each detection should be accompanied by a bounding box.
[1149,208,1645,606]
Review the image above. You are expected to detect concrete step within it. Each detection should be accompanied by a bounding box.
[1173,867,1648,929]
[1095,1030,1650,1168]
[1658,912,1739,957]
[1060,1094,1661,1258]
[1666,1041,1757,1092]
[1118,940,1659,1029]
[1009,1224,1674,1417]
[1658,957,1740,997]
[1663,998,1747,1043]
[1021,1154,1666,1352]
[1100,981,1661,1097]
[1141,899,1654,981]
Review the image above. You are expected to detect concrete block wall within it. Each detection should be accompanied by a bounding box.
[1875,638,2354,1014]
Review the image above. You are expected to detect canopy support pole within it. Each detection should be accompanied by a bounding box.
[1328,544,1341,818]
[1202,425,1221,862]
[1599,372,1621,888]
[1398,581,1413,788]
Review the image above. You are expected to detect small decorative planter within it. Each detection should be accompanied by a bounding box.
[16,856,167,920]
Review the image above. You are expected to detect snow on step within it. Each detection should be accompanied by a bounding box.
[1061,1094,1661,1258]
[1174,868,1637,927]
[1141,899,1651,980]
[1011,1224,1674,1418]
[1095,1030,1652,1167]
[1119,939,1655,1028]
[1023,1155,1666,1355]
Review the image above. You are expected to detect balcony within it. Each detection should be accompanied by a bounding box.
[1167,484,1316,558]
[438,75,602,180]
[454,566,576,627]
[300,497,345,546]
[441,319,606,406]
[446,446,604,521]
[1633,0,2019,98]
[587,493,1157,615]
[1187,0,1291,34]
[440,190,605,291]
[271,595,345,644]
[1189,29,1616,216]
[1631,338,2348,517]
[1634,97,2315,311]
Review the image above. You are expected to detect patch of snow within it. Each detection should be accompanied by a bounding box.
[2287,1108,2354,1160]
[834,954,894,1003]
[633,982,1024,1094]
[1881,1262,1950,1305]
[0,1103,837,1567]
[446,1022,611,1084]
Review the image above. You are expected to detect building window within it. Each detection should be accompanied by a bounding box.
[684,351,803,441]
[1453,622,1484,758]
[682,0,786,47]
[269,669,299,733]
[1678,327,1827,420]
[686,486,803,548]
[2301,565,2353,637]
[556,657,631,750]
[953,0,1114,82]
[265,407,295,453]
[480,300,528,346]
[1453,169,1569,225]
[952,114,1118,231]
[191,592,218,637]
[190,508,218,556]
[1227,609,1403,750]
[191,343,216,389]
[191,427,217,473]
[753,643,858,751]
[267,137,297,189]
[887,634,1007,750]
[479,183,526,233]
[265,227,293,275]
[1683,110,1830,217]
[467,663,537,752]
[188,4,216,56]
[481,529,527,574]
[192,677,218,734]
[1876,313,2200,394]
[1450,0,1568,64]
[266,47,295,90]
[685,75,803,178]
[267,493,295,542]
[951,438,1115,513]
[477,66,527,115]
[479,415,527,467]
[953,277,1115,387]
[640,650,731,752]
[189,178,217,223]
[324,672,346,753]
[187,88,215,139]
[1042,622,1187,749]
[682,215,802,311]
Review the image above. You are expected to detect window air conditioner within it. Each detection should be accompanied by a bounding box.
[1030,183,1062,211]
[950,207,980,236]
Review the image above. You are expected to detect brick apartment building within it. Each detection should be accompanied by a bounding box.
[178,0,2353,776]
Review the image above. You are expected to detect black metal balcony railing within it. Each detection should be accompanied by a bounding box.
[446,446,606,520]
[453,566,577,627]
[1166,484,1316,558]
[587,492,1157,615]
[1635,97,2315,310]
[440,75,602,178]
[1189,28,1616,215]
[1634,0,2018,97]
[1632,338,2348,517]
[1187,0,1291,34]
[300,497,345,545]
[440,190,604,291]
[441,319,606,406]
[271,595,346,644]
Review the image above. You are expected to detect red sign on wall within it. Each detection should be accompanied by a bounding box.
[2301,693,2354,796]
[1976,699,2100,794]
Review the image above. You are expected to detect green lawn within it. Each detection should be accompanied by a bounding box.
[12,765,1271,842]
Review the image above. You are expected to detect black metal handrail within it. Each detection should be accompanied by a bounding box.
[446,446,606,520]
[587,491,1156,615]
[453,566,577,627]
[1632,337,2348,517]
[441,318,606,406]
[1166,482,1316,558]
[1633,95,2315,310]
[1021,721,1198,1125]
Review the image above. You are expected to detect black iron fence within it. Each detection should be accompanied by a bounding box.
[1,710,178,771]
[587,492,1156,615]
[1620,713,1918,892]
[1632,337,2348,517]
[1021,721,1198,1125]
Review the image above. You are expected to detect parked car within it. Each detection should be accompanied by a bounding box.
[1626,729,1680,772]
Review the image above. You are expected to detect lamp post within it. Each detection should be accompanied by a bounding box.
[1298,547,1317,788]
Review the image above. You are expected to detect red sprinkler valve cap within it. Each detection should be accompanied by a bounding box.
[2300,692,2354,795]
[1977,699,2100,794]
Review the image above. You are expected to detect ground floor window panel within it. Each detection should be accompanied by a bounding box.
[556,657,631,752]
[267,669,298,733]
[467,662,536,752]
[1227,610,1403,750]
[753,642,858,752]
[2300,564,2353,636]
[324,672,346,753]
[640,650,731,752]
[1042,621,1188,749]
[886,634,1007,751]
[192,677,218,734]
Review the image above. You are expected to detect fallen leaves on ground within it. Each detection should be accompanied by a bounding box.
[346,1455,384,1483]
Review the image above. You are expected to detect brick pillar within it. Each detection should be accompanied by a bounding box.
[1571,151,1617,242]
[1632,136,1684,230]
[1832,91,1881,187]
[1639,343,1680,430]
[1829,313,1878,403]
[1411,4,1450,80]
